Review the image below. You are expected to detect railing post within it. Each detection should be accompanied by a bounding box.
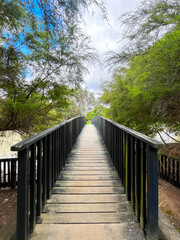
[140,142,146,230]
[42,136,47,207]
[123,131,126,186]
[92,116,163,239]
[130,136,135,208]
[126,133,131,201]
[147,146,158,240]
[177,161,179,187]
[47,134,52,199]
[30,144,36,232]
[11,159,16,188]
[37,140,42,217]
[135,139,140,220]
[17,148,29,240]
[120,129,123,182]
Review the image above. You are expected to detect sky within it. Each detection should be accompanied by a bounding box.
[81,0,142,97]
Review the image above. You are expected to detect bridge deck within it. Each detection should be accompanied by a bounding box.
[31,125,145,240]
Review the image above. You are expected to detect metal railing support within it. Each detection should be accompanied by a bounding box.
[92,116,163,240]
[11,116,86,240]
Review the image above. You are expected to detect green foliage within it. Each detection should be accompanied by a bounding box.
[107,0,180,70]
[86,103,107,121]
[0,82,72,133]
[101,29,180,136]
[62,88,95,120]
[0,0,104,133]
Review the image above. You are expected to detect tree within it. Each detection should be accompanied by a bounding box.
[0,0,105,133]
[62,88,96,120]
[106,0,180,69]
[102,0,180,138]
[86,103,107,121]
[101,28,180,136]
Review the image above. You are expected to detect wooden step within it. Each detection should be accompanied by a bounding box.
[32,223,145,240]
[47,194,127,204]
[45,203,133,213]
[52,186,124,194]
[40,212,137,224]
[59,175,119,181]
[55,180,122,187]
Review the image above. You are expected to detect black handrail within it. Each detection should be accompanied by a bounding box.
[0,158,18,188]
[92,116,164,240]
[11,116,86,240]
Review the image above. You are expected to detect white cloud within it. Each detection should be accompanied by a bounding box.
[81,0,142,95]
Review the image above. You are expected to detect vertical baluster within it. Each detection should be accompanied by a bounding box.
[4,160,6,186]
[120,130,123,182]
[172,159,175,185]
[64,123,67,165]
[17,148,29,240]
[42,137,47,207]
[54,131,57,181]
[52,132,55,186]
[168,157,170,182]
[170,158,172,184]
[56,130,59,176]
[165,156,167,181]
[62,126,65,168]
[140,142,146,230]
[11,159,16,188]
[8,160,10,187]
[116,127,120,175]
[30,144,36,232]
[160,155,163,177]
[176,161,179,187]
[146,146,158,240]
[135,139,140,220]
[123,131,126,188]
[47,134,52,199]
[112,125,115,166]
[59,128,62,172]
[37,140,42,218]
[55,130,58,179]
[130,136,135,208]
[126,133,131,201]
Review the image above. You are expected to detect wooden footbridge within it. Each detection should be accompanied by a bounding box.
[11,116,163,240]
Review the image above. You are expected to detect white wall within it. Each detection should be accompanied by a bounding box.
[0,131,23,159]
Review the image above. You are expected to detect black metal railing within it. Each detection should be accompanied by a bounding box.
[11,116,86,240]
[0,158,18,188]
[92,116,163,240]
[159,155,180,188]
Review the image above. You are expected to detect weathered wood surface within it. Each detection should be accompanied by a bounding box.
[31,125,145,240]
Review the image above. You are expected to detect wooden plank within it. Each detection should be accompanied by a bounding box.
[52,186,124,194]
[45,203,133,213]
[31,223,145,240]
[63,167,113,171]
[66,159,111,163]
[40,212,137,224]
[60,170,117,175]
[59,175,119,181]
[47,194,127,203]
[55,180,122,187]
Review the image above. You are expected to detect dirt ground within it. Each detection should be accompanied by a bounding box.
[159,178,180,232]
[0,188,17,229]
